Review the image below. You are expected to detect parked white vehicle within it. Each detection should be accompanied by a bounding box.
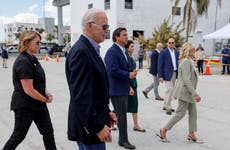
[6,46,18,53]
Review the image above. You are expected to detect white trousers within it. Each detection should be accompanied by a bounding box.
[164,72,177,111]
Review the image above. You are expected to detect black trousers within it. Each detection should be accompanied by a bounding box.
[3,107,57,150]
[197,60,204,74]
[111,96,128,143]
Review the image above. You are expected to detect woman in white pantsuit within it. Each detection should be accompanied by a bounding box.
[157,43,203,143]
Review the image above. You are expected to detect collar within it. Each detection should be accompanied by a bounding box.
[82,34,100,52]
[168,47,174,52]
[115,43,125,53]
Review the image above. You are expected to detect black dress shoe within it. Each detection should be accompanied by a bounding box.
[142,91,149,99]
[171,109,175,112]
[119,142,136,149]
[155,97,164,101]
[166,111,172,115]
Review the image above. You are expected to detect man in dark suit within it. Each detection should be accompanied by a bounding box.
[65,9,116,150]
[143,43,164,101]
[104,27,137,149]
[158,38,179,115]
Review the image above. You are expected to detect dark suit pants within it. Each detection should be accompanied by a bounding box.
[3,107,57,150]
[197,60,204,74]
[111,96,128,143]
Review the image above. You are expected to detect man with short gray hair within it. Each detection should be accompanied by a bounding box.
[143,43,164,101]
[65,8,116,150]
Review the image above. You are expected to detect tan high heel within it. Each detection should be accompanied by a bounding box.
[187,135,204,144]
[156,129,170,143]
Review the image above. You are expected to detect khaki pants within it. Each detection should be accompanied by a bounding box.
[164,72,176,111]
[164,100,197,132]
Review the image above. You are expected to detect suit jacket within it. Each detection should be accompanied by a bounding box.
[158,48,179,81]
[65,35,110,144]
[174,58,198,103]
[104,43,132,96]
[149,50,159,75]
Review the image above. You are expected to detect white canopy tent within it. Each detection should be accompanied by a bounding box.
[203,23,230,39]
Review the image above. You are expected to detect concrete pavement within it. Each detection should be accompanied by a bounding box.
[0,55,230,150]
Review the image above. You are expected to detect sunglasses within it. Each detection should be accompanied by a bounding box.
[92,22,110,30]
[32,41,42,45]
[168,42,175,44]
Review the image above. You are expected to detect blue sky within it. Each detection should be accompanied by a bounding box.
[0,0,70,42]
[0,0,45,18]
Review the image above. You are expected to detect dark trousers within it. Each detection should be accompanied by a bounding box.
[77,141,105,150]
[197,60,204,74]
[111,96,128,143]
[222,59,230,73]
[138,56,143,69]
[3,107,57,150]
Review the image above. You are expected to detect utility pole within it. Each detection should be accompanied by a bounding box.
[213,2,218,55]
[43,0,45,18]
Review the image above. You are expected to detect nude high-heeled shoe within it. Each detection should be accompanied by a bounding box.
[187,135,204,144]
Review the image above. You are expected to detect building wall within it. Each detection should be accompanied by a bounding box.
[194,0,230,54]
[4,23,42,44]
[70,0,230,57]
[4,17,57,45]
[38,17,55,35]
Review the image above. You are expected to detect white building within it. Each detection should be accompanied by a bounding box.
[70,0,230,57]
[38,17,55,35]
[4,22,42,44]
[4,17,55,45]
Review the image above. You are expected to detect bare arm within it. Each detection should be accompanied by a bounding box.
[21,79,49,103]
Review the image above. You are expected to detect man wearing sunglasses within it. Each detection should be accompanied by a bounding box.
[158,38,179,115]
[65,8,116,150]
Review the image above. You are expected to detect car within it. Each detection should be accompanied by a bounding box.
[48,44,65,56]
[39,46,49,54]
[6,46,18,53]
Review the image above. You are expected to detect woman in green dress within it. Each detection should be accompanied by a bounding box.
[125,40,145,132]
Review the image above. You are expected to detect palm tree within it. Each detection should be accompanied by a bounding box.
[135,17,185,50]
[46,33,55,44]
[36,28,45,34]
[173,0,221,41]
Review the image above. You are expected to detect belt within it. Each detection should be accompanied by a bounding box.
[173,70,177,72]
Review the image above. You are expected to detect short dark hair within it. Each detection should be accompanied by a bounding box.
[124,40,134,49]
[112,27,127,42]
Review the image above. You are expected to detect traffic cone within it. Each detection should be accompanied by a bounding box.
[205,60,211,75]
[55,54,60,62]
[45,54,49,61]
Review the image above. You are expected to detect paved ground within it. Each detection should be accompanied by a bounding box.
[0,55,230,150]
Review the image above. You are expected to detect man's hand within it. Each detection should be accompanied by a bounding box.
[109,112,117,127]
[97,125,112,142]
[129,70,138,79]
[159,77,164,83]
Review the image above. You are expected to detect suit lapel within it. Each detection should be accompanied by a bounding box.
[166,48,173,66]
[113,44,132,71]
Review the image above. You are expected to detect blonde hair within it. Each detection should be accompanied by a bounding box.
[179,42,194,63]
[18,30,41,53]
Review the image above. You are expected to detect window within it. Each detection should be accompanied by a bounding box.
[133,30,144,40]
[104,0,110,10]
[88,3,93,9]
[125,0,133,9]
[105,30,110,39]
[172,7,181,16]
